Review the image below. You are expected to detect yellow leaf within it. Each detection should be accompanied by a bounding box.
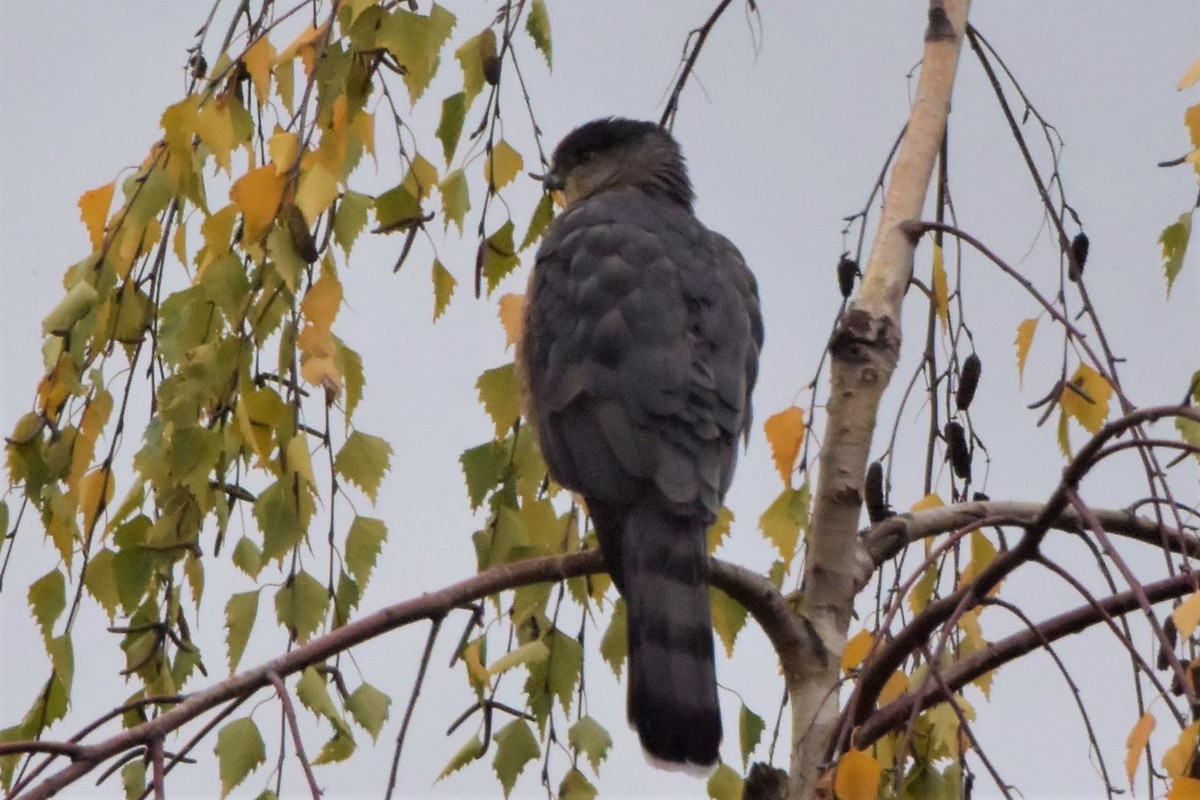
[498,293,525,350]
[195,100,237,173]
[484,140,524,192]
[1164,722,1200,778]
[433,258,457,321]
[78,182,115,252]
[763,406,805,487]
[910,493,944,513]
[403,154,439,202]
[269,130,299,176]
[296,159,339,224]
[1126,713,1156,786]
[878,671,909,706]
[197,205,238,271]
[1060,363,1113,434]
[1180,56,1200,90]
[1187,104,1200,151]
[285,436,316,490]
[322,94,350,174]
[841,629,873,673]
[1174,592,1200,639]
[959,530,998,587]
[243,35,277,106]
[834,749,882,800]
[276,22,328,77]
[462,640,490,690]
[931,243,949,330]
[230,164,286,244]
[79,467,114,535]
[172,218,187,266]
[1170,777,1200,800]
[301,268,343,333]
[352,111,376,160]
[1015,318,1037,381]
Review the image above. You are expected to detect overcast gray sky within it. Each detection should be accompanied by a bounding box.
[2,2,1199,798]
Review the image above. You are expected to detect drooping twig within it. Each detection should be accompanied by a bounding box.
[384,616,444,800]
[659,0,738,129]
[266,671,322,800]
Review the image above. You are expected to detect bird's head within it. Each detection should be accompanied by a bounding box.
[544,118,695,210]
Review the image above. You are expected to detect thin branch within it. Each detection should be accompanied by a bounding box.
[266,671,321,800]
[13,547,806,799]
[855,569,1200,746]
[384,616,444,800]
[659,0,738,129]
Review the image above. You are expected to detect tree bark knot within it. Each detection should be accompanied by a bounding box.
[830,308,899,373]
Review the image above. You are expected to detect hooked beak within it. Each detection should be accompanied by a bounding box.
[542,168,565,193]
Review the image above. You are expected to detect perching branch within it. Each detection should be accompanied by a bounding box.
[6,548,809,800]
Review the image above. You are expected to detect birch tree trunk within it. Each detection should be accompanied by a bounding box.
[788,2,972,797]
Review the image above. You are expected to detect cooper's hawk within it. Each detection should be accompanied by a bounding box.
[520,118,763,771]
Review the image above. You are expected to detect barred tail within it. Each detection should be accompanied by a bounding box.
[621,501,721,772]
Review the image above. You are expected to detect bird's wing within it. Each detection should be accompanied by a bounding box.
[522,187,761,519]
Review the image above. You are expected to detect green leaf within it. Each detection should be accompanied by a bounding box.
[599,598,627,677]
[483,221,520,295]
[274,571,329,643]
[454,32,488,109]
[111,284,153,343]
[224,591,259,673]
[232,536,264,578]
[459,440,506,509]
[439,168,469,233]
[216,717,266,797]
[711,587,748,658]
[485,140,524,193]
[84,548,121,620]
[199,253,250,320]
[1161,211,1193,294]
[433,258,457,321]
[707,505,734,555]
[758,483,809,568]
[335,431,393,503]
[559,768,598,800]
[492,719,540,798]
[334,190,373,254]
[28,569,66,642]
[378,3,457,103]
[297,667,341,722]
[547,628,583,714]
[253,478,314,563]
[122,759,147,800]
[345,516,387,587]
[437,734,485,780]
[568,716,612,774]
[346,682,391,741]
[436,92,467,164]
[525,0,552,67]
[374,184,421,231]
[1177,415,1200,461]
[112,516,155,612]
[335,336,365,420]
[42,279,99,336]
[333,569,362,626]
[47,634,74,693]
[476,363,521,438]
[489,639,550,677]
[739,703,765,770]
[519,193,555,252]
[707,762,743,800]
[314,730,356,764]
